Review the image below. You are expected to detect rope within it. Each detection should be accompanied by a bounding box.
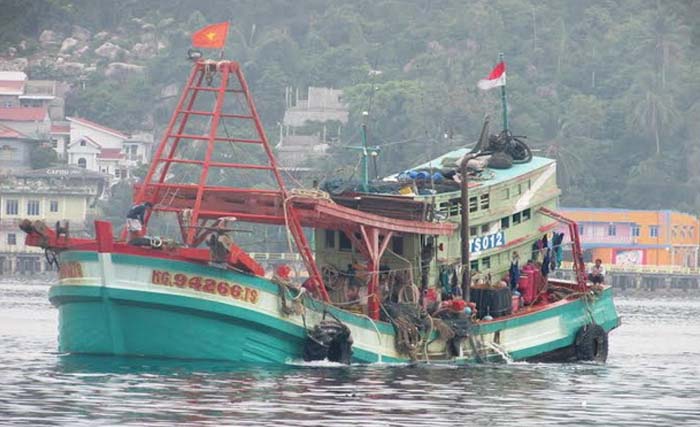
[282,188,334,252]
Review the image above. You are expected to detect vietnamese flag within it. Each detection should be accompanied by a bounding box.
[477,61,506,90]
[192,22,230,49]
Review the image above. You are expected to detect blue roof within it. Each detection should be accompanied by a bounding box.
[384,148,555,188]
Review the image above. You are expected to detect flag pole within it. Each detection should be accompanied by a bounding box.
[499,52,508,133]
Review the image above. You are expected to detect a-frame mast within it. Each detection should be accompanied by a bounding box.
[134,60,329,301]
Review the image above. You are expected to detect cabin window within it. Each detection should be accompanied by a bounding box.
[470,226,478,237]
[578,224,584,235]
[324,230,335,249]
[502,188,509,200]
[5,199,18,215]
[482,256,491,270]
[480,194,490,210]
[650,226,659,238]
[608,224,616,236]
[501,216,510,229]
[512,212,521,225]
[26,200,40,216]
[522,208,531,221]
[339,232,352,251]
[392,235,404,255]
[7,233,16,245]
[469,196,478,213]
[449,199,460,216]
[632,226,640,237]
[50,200,59,213]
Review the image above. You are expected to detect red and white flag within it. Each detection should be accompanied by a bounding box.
[477,61,506,90]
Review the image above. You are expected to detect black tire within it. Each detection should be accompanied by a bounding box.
[509,137,533,164]
[575,324,609,362]
[303,320,353,364]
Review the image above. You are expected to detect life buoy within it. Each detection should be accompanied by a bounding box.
[575,324,608,362]
[303,320,353,364]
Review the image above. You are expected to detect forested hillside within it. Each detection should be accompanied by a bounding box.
[2,0,699,212]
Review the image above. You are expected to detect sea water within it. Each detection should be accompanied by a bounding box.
[0,277,699,426]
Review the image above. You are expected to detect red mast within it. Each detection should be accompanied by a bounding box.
[134,60,329,301]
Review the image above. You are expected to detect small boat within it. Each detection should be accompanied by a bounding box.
[22,58,619,364]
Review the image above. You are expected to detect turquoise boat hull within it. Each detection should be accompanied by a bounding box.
[49,250,620,364]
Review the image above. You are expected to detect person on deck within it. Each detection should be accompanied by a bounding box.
[126,201,153,239]
[508,251,520,291]
[588,259,606,284]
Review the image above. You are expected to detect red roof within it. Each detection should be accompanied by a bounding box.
[98,148,125,159]
[50,124,70,134]
[68,116,129,139]
[0,107,47,121]
[0,124,29,139]
[0,80,25,95]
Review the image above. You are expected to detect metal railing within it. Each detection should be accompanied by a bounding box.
[561,261,700,276]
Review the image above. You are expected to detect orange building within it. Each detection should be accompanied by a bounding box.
[558,208,700,268]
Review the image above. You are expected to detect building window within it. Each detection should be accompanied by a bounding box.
[516,183,522,195]
[501,217,510,229]
[502,188,509,200]
[608,224,616,236]
[80,140,86,146]
[391,236,404,255]
[480,194,490,210]
[324,230,335,249]
[77,157,87,168]
[632,226,640,237]
[481,223,490,234]
[470,260,479,272]
[338,232,352,251]
[578,224,584,235]
[7,233,16,245]
[482,256,491,270]
[26,200,40,216]
[50,200,59,212]
[527,179,531,190]
[690,227,695,239]
[513,212,521,225]
[115,169,121,178]
[5,199,18,215]
[469,196,478,213]
[650,226,659,238]
[522,208,531,221]
[470,226,478,236]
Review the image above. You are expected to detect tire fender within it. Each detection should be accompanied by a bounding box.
[575,323,609,362]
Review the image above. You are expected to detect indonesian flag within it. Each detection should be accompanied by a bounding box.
[192,22,230,49]
[477,61,506,90]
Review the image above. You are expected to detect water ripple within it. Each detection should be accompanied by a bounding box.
[0,283,699,426]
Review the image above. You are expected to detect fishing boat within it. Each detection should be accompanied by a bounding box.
[21,57,620,364]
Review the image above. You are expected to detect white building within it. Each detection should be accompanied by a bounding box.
[66,117,152,180]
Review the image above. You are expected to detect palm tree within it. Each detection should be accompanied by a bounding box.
[627,73,679,155]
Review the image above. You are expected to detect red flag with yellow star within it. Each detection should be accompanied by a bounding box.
[192,22,230,49]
